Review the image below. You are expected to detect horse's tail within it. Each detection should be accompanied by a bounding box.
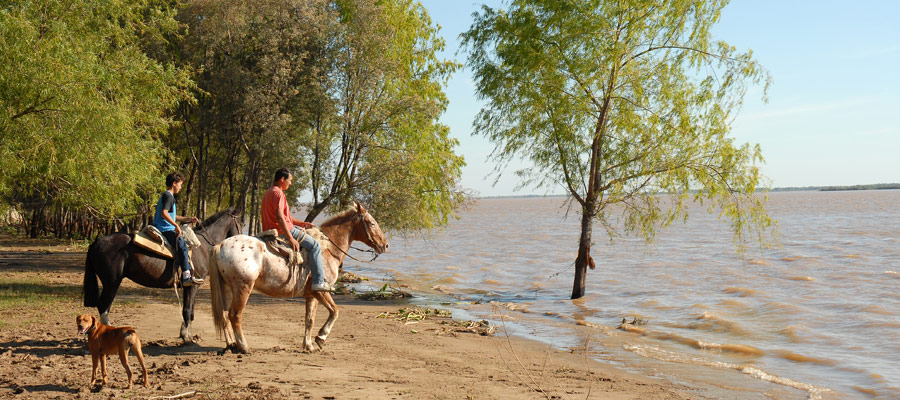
[208,243,227,339]
[83,241,100,308]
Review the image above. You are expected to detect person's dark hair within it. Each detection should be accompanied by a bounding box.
[166,172,184,187]
[272,168,291,185]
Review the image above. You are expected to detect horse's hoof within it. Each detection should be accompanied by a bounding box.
[314,337,326,348]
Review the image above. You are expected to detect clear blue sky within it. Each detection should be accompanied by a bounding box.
[419,0,900,196]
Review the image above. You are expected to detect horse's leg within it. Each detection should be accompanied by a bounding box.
[313,291,339,349]
[180,285,197,342]
[97,278,123,325]
[227,285,253,354]
[220,287,236,350]
[303,294,319,352]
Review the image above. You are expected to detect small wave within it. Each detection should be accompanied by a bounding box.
[648,330,763,356]
[723,287,756,297]
[786,276,814,281]
[689,312,751,336]
[860,304,892,315]
[483,279,500,285]
[624,344,830,399]
[781,256,803,262]
[747,258,770,266]
[778,325,810,343]
[696,340,765,356]
[445,265,459,270]
[490,301,529,313]
[772,349,837,366]
[851,386,878,397]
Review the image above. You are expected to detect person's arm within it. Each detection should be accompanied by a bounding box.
[276,211,300,252]
[272,191,299,251]
[292,217,314,229]
[160,209,182,237]
[175,215,201,224]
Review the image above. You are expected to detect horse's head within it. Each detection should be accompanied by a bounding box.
[198,208,243,243]
[352,202,388,254]
[226,210,243,238]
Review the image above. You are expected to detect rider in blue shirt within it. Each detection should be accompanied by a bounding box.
[153,173,202,286]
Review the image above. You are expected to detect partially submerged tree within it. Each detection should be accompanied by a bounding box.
[463,0,775,298]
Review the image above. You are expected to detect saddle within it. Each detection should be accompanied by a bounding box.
[132,225,201,259]
[256,227,329,270]
[256,229,304,268]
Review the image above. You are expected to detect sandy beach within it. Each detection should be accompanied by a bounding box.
[0,237,703,399]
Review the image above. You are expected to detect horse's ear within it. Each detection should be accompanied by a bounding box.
[356,201,367,215]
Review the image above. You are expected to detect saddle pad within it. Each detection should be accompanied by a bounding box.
[133,229,174,259]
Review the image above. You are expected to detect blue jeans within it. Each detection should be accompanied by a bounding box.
[161,230,192,273]
[290,226,325,286]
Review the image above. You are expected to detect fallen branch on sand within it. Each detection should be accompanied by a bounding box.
[147,391,197,400]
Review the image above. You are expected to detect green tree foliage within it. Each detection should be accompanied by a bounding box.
[463,0,775,298]
[0,0,192,236]
[299,0,466,232]
[173,0,335,233]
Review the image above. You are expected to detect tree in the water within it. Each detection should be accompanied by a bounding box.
[463,0,775,299]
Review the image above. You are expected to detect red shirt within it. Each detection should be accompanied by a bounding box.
[261,186,293,234]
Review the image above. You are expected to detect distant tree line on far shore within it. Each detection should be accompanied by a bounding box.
[767,183,900,192]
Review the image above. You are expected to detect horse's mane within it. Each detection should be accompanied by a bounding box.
[198,208,236,230]
[319,206,359,228]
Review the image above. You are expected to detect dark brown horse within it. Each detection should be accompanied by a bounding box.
[83,209,242,341]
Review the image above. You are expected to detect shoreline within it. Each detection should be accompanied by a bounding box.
[0,240,705,399]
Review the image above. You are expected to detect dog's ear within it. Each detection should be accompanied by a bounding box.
[90,315,97,326]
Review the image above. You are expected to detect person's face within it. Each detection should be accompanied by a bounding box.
[279,174,293,190]
[172,180,183,194]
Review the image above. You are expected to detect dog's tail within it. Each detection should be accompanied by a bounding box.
[83,241,100,308]
[208,243,227,339]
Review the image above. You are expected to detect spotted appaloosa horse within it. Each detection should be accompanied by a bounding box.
[208,202,388,353]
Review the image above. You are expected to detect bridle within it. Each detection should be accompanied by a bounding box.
[325,213,380,263]
[197,214,241,246]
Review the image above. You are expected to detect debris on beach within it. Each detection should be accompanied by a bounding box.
[356,283,411,300]
[377,307,452,323]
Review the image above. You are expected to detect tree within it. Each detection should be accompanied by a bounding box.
[173,0,334,232]
[462,0,774,299]
[298,0,466,231]
[0,0,192,237]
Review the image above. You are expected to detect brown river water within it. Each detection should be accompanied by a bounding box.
[345,190,899,399]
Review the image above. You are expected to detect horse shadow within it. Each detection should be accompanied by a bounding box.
[141,339,220,356]
[0,337,86,358]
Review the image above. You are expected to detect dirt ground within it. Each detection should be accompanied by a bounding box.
[0,237,702,399]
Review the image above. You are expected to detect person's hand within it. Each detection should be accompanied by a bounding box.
[288,236,300,252]
[175,225,183,237]
[297,221,315,229]
[190,216,200,224]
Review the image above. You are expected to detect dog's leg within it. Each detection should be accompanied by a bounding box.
[118,344,133,389]
[131,335,149,388]
[100,354,108,385]
[91,354,100,386]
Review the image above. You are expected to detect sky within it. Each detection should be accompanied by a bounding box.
[418,0,900,197]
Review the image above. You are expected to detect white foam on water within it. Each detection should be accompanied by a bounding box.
[624,344,831,399]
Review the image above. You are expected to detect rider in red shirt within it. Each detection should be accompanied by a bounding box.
[261,168,329,292]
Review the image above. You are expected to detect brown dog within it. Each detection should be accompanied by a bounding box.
[75,314,149,389]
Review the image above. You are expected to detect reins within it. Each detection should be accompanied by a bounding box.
[324,235,379,263]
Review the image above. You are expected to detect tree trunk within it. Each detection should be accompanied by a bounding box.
[571,205,595,299]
